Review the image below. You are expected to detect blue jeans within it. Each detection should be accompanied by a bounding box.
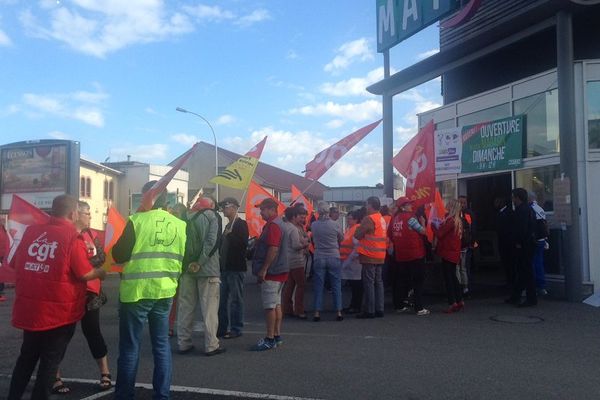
[218,271,245,336]
[313,256,342,312]
[115,298,173,400]
[533,241,546,289]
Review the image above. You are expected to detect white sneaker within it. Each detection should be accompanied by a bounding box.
[416,309,430,316]
[395,306,411,313]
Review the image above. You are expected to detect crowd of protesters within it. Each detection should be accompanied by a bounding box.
[2,183,548,399]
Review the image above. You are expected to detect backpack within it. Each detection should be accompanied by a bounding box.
[183,208,223,268]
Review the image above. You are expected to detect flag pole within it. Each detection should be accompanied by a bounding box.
[290,179,318,206]
[187,187,204,209]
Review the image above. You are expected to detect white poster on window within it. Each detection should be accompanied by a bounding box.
[434,127,462,174]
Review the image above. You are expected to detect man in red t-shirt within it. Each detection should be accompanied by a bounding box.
[250,198,289,351]
[7,195,106,400]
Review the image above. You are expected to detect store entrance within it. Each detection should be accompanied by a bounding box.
[463,172,512,291]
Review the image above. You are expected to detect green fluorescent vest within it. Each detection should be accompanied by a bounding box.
[120,209,187,303]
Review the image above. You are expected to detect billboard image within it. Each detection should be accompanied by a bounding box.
[0,140,79,210]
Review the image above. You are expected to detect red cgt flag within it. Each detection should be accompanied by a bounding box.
[139,143,200,212]
[392,121,436,207]
[0,195,50,283]
[304,119,382,181]
[245,181,286,238]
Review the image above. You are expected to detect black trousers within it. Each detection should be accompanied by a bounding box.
[81,307,108,359]
[348,280,363,310]
[392,259,426,311]
[441,259,462,305]
[8,323,77,400]
[511,248,537,303]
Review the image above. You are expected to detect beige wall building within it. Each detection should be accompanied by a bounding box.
[79,158,122,230]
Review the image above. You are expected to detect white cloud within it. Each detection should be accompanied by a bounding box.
[289,99,381,122]
[393,86,442,146]
[416,48,439,61]
[182,4,235,22]
[215,114,235,125]
[325,119,345,129]
[184,5,270,28]
[286,50,299,60]
[235,9,271,27]
[324,38,373,73]
[111,143,168,161]
[20,2,194,58]
[320,67,385,97]
[21,86,108,127]
[48,130,69,139]
[170,133,198,146]
[266,76,305,92]
[0,27,11,46]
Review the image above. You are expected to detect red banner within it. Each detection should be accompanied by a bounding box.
[102,207,127,272]
[392,121,436,206]
[245,136,267,158]
[245,181,286,238]
[304,119,381,181]
[0,195,50,283]
[139,143,199,212]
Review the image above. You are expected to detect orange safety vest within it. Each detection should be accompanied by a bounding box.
[340,224,358,261]
[358,212,387,261]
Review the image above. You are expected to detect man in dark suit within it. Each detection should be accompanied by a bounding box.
[505,188,537,307]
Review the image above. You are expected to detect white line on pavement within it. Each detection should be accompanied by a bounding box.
[53,377,325,400]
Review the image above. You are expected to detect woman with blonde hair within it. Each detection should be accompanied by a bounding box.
[434,199,464,313]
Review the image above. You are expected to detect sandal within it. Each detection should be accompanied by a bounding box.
[99,373,112,391]
[52,378,71,395]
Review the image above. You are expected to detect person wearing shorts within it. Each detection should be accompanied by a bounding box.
[251,198,291,351]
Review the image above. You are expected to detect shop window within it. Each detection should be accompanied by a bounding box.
[513,90,559,157]
[515,165,559,212]
[587,81,600,149]
[457,103,510,127]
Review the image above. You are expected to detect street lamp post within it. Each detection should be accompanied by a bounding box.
[176,107,219,202]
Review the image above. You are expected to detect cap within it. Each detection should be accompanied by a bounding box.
[218,197,240,208]
[255,197,278,210]
[396,196,414,207]
[191,197,214,212]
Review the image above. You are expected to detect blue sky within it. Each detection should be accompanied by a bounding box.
[0,0,442,187]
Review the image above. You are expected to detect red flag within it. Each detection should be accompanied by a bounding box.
[426,189,447,242]
[102,207,127,272]
[245,136,267,158]
[0,195,50,283]
[290,184,313,223]
[139,143,200,212]
[246,181,286,238]
[392,121,436,206]
[304,119,382,181]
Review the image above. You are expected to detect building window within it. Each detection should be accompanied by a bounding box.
[515,165,559,212]
[513,90,559,157]
[457,103,511,127]
[587,81,600,149]
[80,177,86,198]
[85,177,91,198]
[103,180,114,201]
